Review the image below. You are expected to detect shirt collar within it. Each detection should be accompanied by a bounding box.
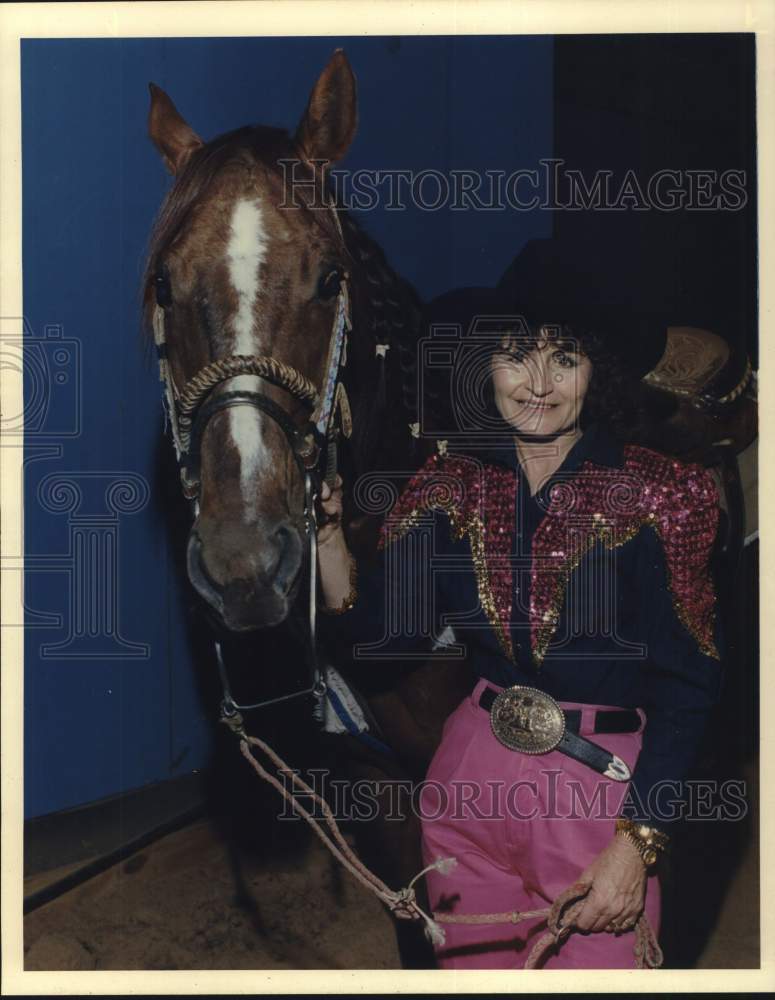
[449,421,624,485]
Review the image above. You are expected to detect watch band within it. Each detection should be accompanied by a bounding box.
[615,817,670,867]
[616,828,659,867]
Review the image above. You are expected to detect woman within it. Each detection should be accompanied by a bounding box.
[315,288,724,969]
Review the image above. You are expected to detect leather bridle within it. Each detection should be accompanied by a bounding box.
[152,216,352,503]
[151,200,355,718]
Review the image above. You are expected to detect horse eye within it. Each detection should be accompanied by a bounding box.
[154,267,172,308]
[317,267,342,301]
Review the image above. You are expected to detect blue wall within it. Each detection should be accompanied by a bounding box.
[22,35,552,818]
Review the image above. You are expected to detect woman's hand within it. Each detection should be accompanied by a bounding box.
[316,474,357,612]
[316,473,344,548]
[573,835,647,934]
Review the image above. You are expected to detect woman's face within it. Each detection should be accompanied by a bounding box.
[490,331,593,437]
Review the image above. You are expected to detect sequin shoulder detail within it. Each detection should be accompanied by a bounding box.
[378,452,517,663]
[624,444,721,660]
[529,443,721,663]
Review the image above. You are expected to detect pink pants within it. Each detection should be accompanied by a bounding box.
[419,678,662,969]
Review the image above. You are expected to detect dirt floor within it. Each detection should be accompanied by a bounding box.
[24,755,759,972]
[24,819,400,970]
[694,804,760,970]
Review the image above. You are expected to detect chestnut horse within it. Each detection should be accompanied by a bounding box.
[143,50,472,967]
[141,47,755,967]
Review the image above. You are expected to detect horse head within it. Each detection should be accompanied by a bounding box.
[144,52,362,632]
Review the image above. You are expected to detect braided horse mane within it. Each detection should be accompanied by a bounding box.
[336,208,427,477]
[141,122,428,489]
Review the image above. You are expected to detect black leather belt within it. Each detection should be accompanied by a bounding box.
[479,685,640,782]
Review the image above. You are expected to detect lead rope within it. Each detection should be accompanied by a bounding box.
[222,701,662,965]
[433,880,663,968]
[221,713,446,940]
[221,466,444,939]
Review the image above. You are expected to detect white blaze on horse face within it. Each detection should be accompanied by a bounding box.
[229,381,268,511]
[227,197,268,351]
[226,197,271,509]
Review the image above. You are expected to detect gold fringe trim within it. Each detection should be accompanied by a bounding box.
[383,498,515,664]
[533,515,720,665]
[532,520,644,665]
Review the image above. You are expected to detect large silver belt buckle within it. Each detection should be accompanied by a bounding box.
[490,685,565,754]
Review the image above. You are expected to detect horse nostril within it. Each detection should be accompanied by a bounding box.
[272,522,302,596]
[187,531,224,613]
[188,521,302,618]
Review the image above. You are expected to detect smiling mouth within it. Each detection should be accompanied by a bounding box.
[515,399,557,410]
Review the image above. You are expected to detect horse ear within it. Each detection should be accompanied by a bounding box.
[294,49,358,166]
[147,83,204,176]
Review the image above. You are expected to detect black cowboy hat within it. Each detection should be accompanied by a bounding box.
[495,237,669,379]
[422,285,522,333]
[422,281,667,385]
[420,283,638,442]
[422,243,755,457]
[501,238,755,438]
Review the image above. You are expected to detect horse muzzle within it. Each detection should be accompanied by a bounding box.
[186,520,304,630]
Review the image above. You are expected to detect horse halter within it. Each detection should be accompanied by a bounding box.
[151,207,353,506]
[151,200,355,720]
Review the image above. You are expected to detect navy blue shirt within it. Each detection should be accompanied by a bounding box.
[319,422,725,833]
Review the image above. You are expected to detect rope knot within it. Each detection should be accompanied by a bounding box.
[389,886,417,920]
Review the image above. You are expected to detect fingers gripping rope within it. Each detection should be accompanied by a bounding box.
[433,879,663,969]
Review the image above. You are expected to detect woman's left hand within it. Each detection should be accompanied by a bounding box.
[573,835,647,934]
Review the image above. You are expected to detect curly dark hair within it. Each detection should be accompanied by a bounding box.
[558,326,643,436]
[474,321,676,443]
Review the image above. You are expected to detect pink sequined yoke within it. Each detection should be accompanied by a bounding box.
[378,446,720,666]
[529,444,721,664]
[378,452,517,661]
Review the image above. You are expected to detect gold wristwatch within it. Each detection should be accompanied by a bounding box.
[615,818,670,868]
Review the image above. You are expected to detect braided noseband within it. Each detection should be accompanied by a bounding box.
[152,203,352,501]
[177,354,319,418]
